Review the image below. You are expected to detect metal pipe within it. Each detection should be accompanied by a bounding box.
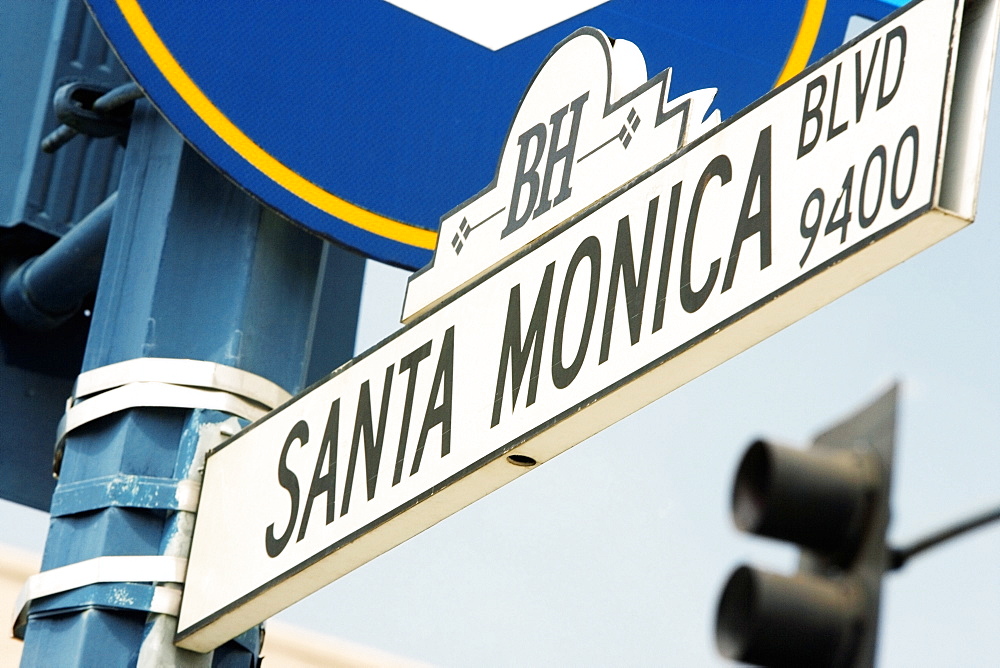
[1,192,116,331]
[92,82,144,114]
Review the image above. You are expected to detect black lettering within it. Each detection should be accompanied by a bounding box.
[854,37,881,123]
[341,364,394,516]
[535,92,589,216]
[824,165,855,243]
[859,145,887,228]
[297,401,340,542]
[503,123,546,238]
[552,236,601,389]
[891,125,918,208]
[877,26,906,110]
[393,342,432,485]
[798,75,826,159]
[723,127,773,292]
[799,188,825,268]
[265,420,306,558]
[411,327,455,475]
[600,197,658,363]
[681,155,730,313]
[652,182,682,333]
[491,263,556,427]
[827,63,848,140]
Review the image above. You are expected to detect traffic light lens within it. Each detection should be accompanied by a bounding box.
[732,440,771,533]
[715,565,755,660]
[729,439,873,561]
[716,565,865,667]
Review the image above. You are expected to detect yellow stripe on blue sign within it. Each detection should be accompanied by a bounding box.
[115,0,438,251]
[775,0,828,86]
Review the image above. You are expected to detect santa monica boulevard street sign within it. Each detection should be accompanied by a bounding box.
[177,0,998,650]
[84,0,902,269]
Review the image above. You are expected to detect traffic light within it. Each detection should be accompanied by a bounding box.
[716,386,897,667]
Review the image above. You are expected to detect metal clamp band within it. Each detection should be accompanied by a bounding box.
[50,474,202,517]
[57,382,269,446]
[13,583,181,638]
[54,359,291,475]
[72,358,290,408]
[12,555,187,635]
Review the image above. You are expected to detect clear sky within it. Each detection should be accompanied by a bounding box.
[3,1,998,666]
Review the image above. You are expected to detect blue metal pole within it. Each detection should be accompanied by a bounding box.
[18,99,364,665]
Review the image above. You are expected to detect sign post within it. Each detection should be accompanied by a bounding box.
[177,0,999,652]
[16,100,365,664]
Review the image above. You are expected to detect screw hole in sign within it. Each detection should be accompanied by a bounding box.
[507,454,537,467]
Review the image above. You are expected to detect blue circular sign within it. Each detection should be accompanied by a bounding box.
[85,0,900,269]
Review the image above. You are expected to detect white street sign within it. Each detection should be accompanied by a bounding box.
[177,0,998,651]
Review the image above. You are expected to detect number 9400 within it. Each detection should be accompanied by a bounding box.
[799,125,919,267]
